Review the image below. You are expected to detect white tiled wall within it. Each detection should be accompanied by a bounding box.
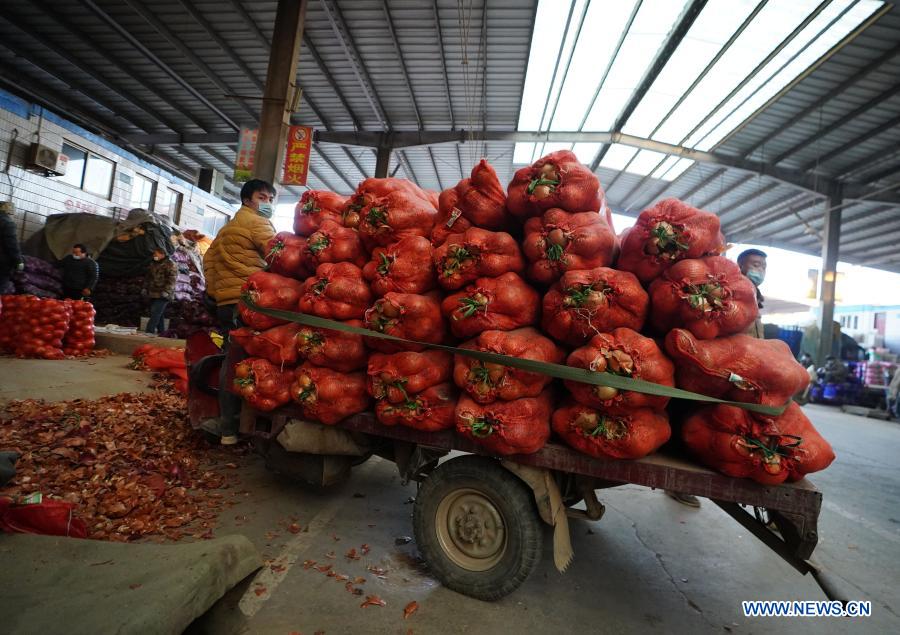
[0,93,235,245]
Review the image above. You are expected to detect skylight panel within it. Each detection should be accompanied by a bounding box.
[651,0,825,145]
[629,149,670,175]
[549,0,640,131]
[598,144,639,171]
[581,0,691,131]
[622,0,761,139]
[689,0,883,150]
[516,1,571,131]
[572,143,603,164]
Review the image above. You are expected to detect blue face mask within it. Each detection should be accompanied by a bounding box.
[746,269,765,286]
[257,202,274,219]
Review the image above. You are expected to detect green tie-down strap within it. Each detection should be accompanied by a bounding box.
[241,298,789,416]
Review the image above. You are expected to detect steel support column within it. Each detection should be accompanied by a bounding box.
[375,145,392,178]
[254,0,307,184]
[817,185,843,366]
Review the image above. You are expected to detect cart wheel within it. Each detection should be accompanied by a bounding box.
[413,455,542,601]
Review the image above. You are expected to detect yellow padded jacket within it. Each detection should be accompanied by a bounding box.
[203,205,276,306]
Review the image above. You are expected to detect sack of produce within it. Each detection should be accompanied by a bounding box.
[617,198,725,283]
[367,350,453,403]
[441,272,540,339]
[230,322,301,366]
[345,178,438,231]
[299,262,372,320]
[290,363,370,425]
[363,235,436,296]
[649,256,759,339]
[432,159,509,246]
[552,399,671,459]
[9,296,71,359]
[62,299,96,356]
[665,328,811,406]
[523,209,616,284]
[238,271,305,330]
[682,402,835,485]
[507,150,603,219]
[542,267,648,346]
[265,232,311,279]
[294,190,347,236]
[453,327,563,403]
[455,390,553,455]
[364,291,445,353]
[564,328,675,413]
[376,382,457,431]
[0,295,24,353]
[358,190,437,248]
[433,227,525,290]
[231,357,293,412]
[296,320,368,372]
[303,219,368,269]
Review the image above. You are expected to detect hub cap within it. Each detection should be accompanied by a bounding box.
[435,488,507,571]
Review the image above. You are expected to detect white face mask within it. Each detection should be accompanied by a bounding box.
[72,254,84,260]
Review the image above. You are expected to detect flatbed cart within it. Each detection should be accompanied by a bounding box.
[187,340,844,604]
[237,403,844,603]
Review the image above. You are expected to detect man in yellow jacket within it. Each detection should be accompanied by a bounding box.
[203,179,277,444]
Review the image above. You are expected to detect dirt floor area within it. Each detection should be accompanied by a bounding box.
[1,355,898,634]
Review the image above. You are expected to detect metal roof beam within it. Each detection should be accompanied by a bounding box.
[856,160,900,187]
[0,14,165,132]
[118,0,258,123]
[714,1,893,153]
[27,0,212,133]
[319,0,391,132]
[742,41,900,161]
[729,195,823,237]
[79,0,241,131]
[696,174,754,211]
[590,0,708,171]
[433,0,455,129]
[313,144,356,192]
[605,0,767,195]
[0,69,216,187]
[173,0,267,99]
[803,113,900,171]
[771,81,900,165]
[716,181,781,221]
[0,39,151,134]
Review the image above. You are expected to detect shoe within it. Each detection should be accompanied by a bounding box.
[220,435,239,446]
[666,491,701,508]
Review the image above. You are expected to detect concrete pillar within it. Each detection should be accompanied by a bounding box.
[374,145,392,178]
[253,0,308,185]
[816,185,843,365]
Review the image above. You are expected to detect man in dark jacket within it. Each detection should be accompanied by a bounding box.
[0,208,23,293]
[59,244,99,300]
[145,248,177,335]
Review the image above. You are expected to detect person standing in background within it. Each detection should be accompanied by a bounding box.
[144,248,177,335]
[738,248,767,339]
[59,244,99,300]
[202,179,277,445]
[0,206,23,294]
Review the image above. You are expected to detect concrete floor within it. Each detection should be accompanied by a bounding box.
[2,356,899,634]
[0,355,154,404]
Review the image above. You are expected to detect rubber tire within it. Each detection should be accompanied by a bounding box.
[413,455,542,601]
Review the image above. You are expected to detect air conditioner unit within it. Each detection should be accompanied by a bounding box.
[198,168,225,197]
[27,143,67,176]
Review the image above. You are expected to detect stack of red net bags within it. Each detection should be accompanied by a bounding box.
[0,295,96,359]
[225,148,834,485]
